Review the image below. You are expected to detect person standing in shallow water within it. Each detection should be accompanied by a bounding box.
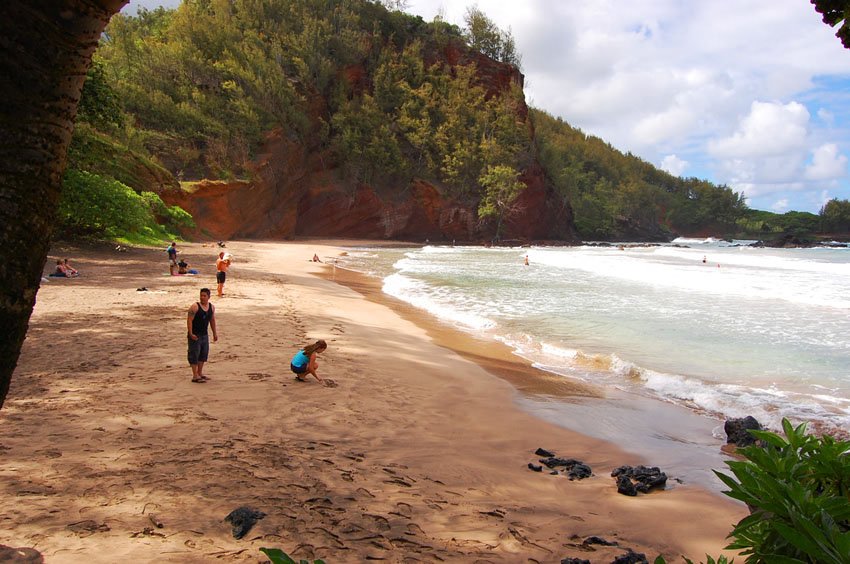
[291,340,328,384]
[187,288,218,383]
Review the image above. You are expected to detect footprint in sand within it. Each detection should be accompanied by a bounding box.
[362,514,391,531]
[246,372,271,381]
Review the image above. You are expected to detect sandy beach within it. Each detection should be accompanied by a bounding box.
[0,240,745,563]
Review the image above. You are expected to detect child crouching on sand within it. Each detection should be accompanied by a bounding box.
[291,340,328,385]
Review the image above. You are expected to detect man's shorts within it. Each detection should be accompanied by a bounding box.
[170,258,178,266]
[216,271,226,284]
[188,334,210,365]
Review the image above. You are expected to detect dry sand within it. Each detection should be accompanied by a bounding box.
[0,240,746,563]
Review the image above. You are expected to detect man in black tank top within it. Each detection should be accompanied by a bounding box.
[187,288,218,383]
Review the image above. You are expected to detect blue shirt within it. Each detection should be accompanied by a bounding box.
[291,350,309,370]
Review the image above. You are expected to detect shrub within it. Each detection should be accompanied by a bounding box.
[259,547,325,564]
[58,169,191,242]
[714,419,850,563]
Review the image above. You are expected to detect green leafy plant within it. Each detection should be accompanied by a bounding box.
[713,418,850,563]
[259,547,325,564]
[58,169,189,244]
[654,556,733,564]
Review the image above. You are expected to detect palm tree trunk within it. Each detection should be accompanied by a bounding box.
[0,0,126,409]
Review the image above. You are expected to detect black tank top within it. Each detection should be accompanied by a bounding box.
[192,302,213,336]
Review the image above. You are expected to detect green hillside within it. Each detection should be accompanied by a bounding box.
[63,0,850,242]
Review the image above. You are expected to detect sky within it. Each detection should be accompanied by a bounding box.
[125,0,850,213]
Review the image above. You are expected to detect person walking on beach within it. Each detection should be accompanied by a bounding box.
[187,288,218,383]
[216,251,230,297]
[291,340,328,384]
[167,242,178,275]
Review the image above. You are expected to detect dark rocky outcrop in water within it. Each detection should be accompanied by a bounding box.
[535,447,555,457]
[750,234,816,248]
[611,465,668,495]
[724,416,762,446]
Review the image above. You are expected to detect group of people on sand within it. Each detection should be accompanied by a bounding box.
[183,245,331,386]
[49,258,78,278]
[185,289,329,386]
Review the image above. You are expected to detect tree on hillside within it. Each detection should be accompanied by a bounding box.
[812,0,850,48]
[820,198,850,231]
[477,164,526,240]
[462,6,520,67]
[0,0,127,411]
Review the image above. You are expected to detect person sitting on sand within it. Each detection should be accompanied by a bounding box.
[178,258,190,274]
[290,340,328,384]
[49,260,70,277]
[312,253,322,263]
[63,258,79,276]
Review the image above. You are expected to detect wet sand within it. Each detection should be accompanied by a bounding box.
[0,239,745,563]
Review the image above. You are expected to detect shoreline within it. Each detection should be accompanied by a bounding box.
[1,239,745,562]
[321,247,736,492]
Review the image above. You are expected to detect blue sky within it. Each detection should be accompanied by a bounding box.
[125,0,850,213]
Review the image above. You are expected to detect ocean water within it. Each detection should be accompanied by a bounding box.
[338,239,850,440]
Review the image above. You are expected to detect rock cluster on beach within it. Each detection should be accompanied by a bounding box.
[611,465,668,496]
[560,535,651,564]
[530,448,670,499]
[529,448,593,480]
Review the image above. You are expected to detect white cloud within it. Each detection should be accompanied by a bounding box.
[708,101,809,159]
[805,143,848,180]
[660,154,688,176]
[128,0,850,212]
[818,108,835,127]
[771,199,789,212]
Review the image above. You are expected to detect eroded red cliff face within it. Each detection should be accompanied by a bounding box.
[161,41,578,243]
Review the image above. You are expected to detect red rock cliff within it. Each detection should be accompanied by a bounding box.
[161,42,578,244]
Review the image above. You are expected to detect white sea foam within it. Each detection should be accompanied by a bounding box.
[382,273,495,330]
[531,246,850,309]
[342,244,850,437]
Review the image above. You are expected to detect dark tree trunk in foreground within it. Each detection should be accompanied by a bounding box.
[0,0,126,409]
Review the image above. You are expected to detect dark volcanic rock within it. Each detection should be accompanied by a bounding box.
[561,559,591,564]
[583,536,619,547]
[616,474,637,496]
[750,234,816,248]
[539,457,593,480]
[725,416,762,446]
[612,465,667,495]
[224,506,266,539]
[612,550,649,564]
[567,463,592,480]
[528,463,543,472]
[535,447,555,457]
